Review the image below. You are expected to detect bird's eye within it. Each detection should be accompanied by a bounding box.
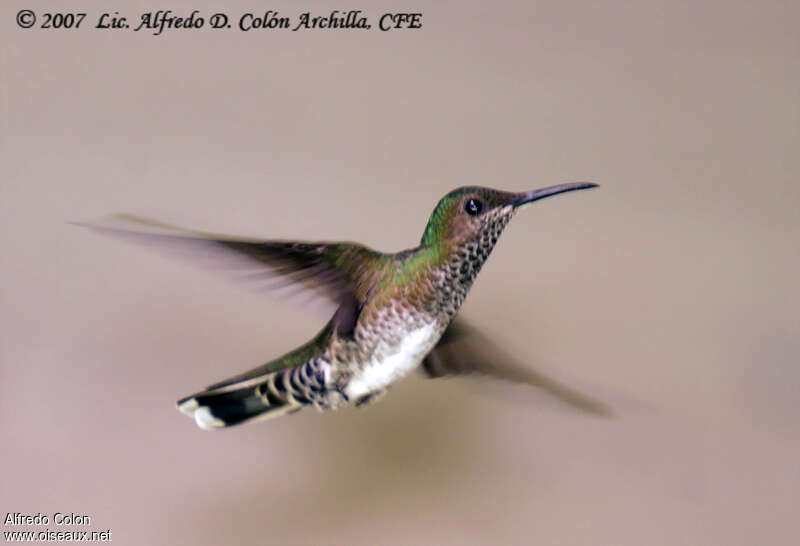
[464,198,483,216]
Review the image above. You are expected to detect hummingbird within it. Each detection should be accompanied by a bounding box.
[81,182,604,429]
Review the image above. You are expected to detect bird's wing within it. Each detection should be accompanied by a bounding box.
[77,214,387,334]
[421,317,612,417]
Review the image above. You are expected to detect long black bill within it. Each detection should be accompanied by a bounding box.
[513,182,598,207]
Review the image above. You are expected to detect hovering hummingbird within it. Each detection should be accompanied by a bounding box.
[81,182,605,429]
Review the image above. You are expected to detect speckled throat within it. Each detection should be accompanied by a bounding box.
[429,204,517,319]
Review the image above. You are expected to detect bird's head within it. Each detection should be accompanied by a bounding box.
[420,182,598,249]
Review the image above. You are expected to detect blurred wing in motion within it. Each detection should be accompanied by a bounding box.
[76,214,387,334]
[422,317,612,417]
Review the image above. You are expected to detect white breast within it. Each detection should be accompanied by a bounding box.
[345,322,439,399]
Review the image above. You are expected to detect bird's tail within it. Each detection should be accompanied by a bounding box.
[176,373,307,429]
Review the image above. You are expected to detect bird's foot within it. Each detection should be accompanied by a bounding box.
[354,389,387,407]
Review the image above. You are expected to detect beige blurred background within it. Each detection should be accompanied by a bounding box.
[2,1,798,544]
